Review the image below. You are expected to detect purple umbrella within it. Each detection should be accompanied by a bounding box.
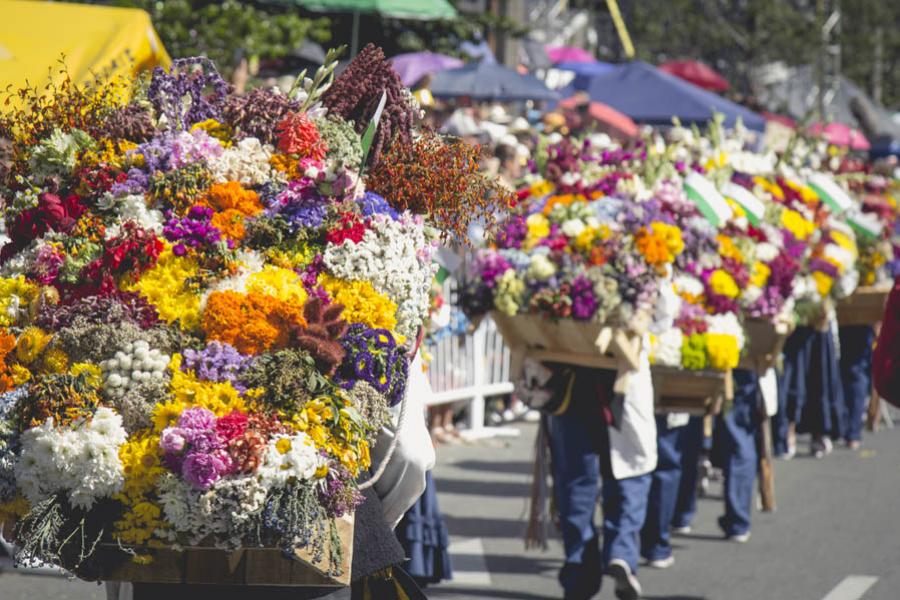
[390,52,464,87]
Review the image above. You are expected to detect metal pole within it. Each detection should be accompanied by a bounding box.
[351,11,360,57]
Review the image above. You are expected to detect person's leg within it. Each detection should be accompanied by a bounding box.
[717,369,759,538]
[549,409,603,599]
[640,415,683,563]
[602,472,652,574]
[839,325,874,446]
[672,416,703,529]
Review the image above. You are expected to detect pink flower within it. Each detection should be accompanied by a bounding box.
[177,406,217,431]
[160,427,187,453]
[215,410,248,443]
[181,450,232,489]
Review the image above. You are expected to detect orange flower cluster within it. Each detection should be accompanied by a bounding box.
[0,331,17,392]
[635,227,670,267]
[274,112,327,159]
[201,182,264,241]
[201,291,307,355]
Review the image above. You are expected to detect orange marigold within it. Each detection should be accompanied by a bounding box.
[202,291,306,355]
[211,208,247,241]
[202,181,264,217]
[635,228,669,267]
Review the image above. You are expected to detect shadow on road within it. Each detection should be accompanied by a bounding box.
[444,515,528,538]
[429,585,558,600]
[450,460,534,475]
[436,477,531,497]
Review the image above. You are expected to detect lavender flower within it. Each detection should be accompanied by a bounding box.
[148,57,229,131]
[181,341,251,392]
[163,205,224,255]
[266,179,329,231]
[356,192,398,220]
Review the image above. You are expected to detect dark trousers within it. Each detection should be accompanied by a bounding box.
[671,416,704,529]
[714,369,759,536]
[839,325,874,442]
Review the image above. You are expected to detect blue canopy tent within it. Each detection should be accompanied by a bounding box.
[430,61,560,102]
[555,60,617,91]
[583,61,765,131]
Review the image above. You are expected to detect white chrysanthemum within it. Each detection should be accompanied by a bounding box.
[324,213,437,339]
[257,432,321,488]
[742,285,763,305]
[199,249,265,310]
[208,138,276,186]
[102,194,164,237]
[755,242,779,263]
[651,328,683,367]
[673,274,704,298]
[16,409,126,510]
[560,218,586,238]
[823,244,856,273]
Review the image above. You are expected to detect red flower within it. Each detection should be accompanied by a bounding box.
[216,410,249,443]
[326,212,368,245]
[275,111,328,160]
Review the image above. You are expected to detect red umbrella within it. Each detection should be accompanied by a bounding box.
[659,60,729,92]
[558,96,639,139]
[808,122,870,151]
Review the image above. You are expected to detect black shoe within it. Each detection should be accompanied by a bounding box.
[607,559,642,600]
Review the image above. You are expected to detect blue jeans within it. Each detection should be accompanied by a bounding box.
[801,330,847,438]
[548,370,651,597]
[774,327,814,454]
[714,369,759,536]
[672,416,704,529]
[642,415,697,561]
[839,326,874,442]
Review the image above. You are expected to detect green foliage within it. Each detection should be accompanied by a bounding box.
[71,1,331,75]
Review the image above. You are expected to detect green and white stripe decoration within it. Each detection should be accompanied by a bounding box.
[846,210,883,241]
[684,172,732,227]
[721,181,765,226]
[359,90,388,170]
[807,173,853,214]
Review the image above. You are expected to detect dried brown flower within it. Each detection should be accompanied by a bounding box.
[293,297,348,376]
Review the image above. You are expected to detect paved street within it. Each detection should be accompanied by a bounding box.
[2,420,900,600]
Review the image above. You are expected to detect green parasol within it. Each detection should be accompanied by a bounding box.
[274,0,457,55]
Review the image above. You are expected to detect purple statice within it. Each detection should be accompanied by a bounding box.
[495,214,527,249]
[266,179,329,232]
[181,341,251,392]
[148,57,229,130]
[163,205,225,256]
[747,285,786,319]
[336,324,408,406]
[132,135,174,173]
[356,192,398,220]
[109,167,150,195]
[318,464,364,518]
[570,275,598,320]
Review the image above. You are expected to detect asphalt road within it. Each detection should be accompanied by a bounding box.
[2,419,900,600]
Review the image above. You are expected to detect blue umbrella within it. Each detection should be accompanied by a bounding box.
[430,61,559,102]
[555,60,619,93]
[584,61,765,131]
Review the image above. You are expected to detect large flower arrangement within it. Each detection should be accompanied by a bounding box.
[0,47,506,576]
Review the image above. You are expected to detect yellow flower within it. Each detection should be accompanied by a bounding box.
[318,275,398,331]
[247,265,308,306]
[15,327,52,364]
[524,213,550,249]
[0,276,39,328]
[709,270,740,299]
[10,364,31,386]
[276,437,293,455]
[125,248,201,331]
[70,362,103,387]
[717,234,744,262]
[753,177,784,201]
[529,180,554,198]
[780,209,815,242]
[750,262,771,288]
[812,271,834,296]
[155,354,248,432]
[706,333,740,370]
[830,230,856,254]
[651,222,685,258]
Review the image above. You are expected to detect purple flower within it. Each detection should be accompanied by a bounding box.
[181,341,251,392]
[148,57,229,130]
[181,450,231,490]
[163,205,222,253]
[266,179,329,231]
[110,168,150,195]
[570,276,598,320]
[356,192,398,220]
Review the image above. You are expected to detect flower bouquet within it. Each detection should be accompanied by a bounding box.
[465,138,675,375]
[0,46,504,585]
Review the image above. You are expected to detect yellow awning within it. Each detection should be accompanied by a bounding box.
[0,0,170,98]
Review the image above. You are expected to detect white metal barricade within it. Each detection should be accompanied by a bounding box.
[424,275,514,437]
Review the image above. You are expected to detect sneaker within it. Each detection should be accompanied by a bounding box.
[846,440,861,451]
[671,525,692,535]
[501,408,516,422]
[607,559,642,600]
[726,531,751,543]
[523,409,541,422]
[811,437,834,459]
[646,555,674,569]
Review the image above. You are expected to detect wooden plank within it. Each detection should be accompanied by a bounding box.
[527,349,620,370]
[837,285,890,326]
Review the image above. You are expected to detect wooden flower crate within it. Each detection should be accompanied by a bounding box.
[836,285,891,326]
[738,318,792,371]
[651,367,733,415]
[92,513,354,587]
[490,312,643,381]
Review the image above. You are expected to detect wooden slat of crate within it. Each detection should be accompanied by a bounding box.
[95,514,353,587]
[836,286,891,326]
[652,367,732,414]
